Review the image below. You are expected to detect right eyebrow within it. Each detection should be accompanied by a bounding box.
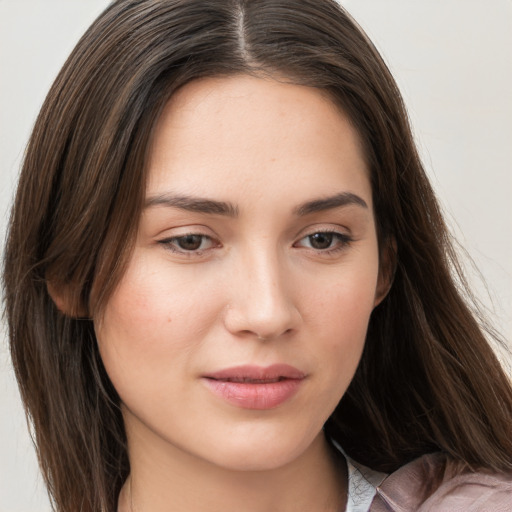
[144,193,239,217]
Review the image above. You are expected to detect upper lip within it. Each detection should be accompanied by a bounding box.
[203,364,306,383]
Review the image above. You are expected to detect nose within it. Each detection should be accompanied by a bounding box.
[222,248,301,341]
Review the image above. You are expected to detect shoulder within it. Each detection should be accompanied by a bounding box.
[370,452,512,512]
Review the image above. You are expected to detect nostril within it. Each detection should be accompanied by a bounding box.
[256,328,294,341]
[222,289,301,339]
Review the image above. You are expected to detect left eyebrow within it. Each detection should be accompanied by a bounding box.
[294,192,368,216]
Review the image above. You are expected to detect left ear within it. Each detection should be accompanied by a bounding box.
[46,278,90,318]
[374,236,397,307]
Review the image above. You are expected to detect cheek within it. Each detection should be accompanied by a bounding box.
[303,256,379,390]
[329,283,375,341]
[318,285,373,367]
[93,253,221,397]
[307,256,379,341]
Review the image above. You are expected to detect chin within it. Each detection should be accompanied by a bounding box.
[196,429,321,472]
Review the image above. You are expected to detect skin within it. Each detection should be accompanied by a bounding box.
[94,75,390,512]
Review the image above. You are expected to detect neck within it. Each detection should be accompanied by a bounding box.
[118,431,346,512]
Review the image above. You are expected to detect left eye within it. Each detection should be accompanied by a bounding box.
[296,232,350,251]
[161,234,215,252]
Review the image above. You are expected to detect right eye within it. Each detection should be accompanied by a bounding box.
[159,234,217,254]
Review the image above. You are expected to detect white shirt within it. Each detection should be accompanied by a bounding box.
[331,439,388,512]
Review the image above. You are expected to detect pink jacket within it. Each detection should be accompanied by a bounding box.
[369,453,512,511]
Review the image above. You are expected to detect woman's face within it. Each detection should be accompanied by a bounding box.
[95,75,387,471]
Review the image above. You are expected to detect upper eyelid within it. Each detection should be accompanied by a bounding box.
[161,231,214,239]
[295,224,352,239]
[155,224,218,239]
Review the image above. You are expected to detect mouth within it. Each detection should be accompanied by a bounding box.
[211,376,289,383]
[204,364,306,382]
[202,364,306,410]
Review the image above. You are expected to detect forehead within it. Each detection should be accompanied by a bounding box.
[146,75,371,209]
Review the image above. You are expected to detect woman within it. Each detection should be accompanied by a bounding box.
[3,0,512,511]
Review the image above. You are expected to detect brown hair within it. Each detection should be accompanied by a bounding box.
[3,0,512,510]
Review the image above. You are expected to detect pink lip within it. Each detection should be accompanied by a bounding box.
[202,364,306,410]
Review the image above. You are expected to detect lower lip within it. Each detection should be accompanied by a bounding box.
[202,378,303,410]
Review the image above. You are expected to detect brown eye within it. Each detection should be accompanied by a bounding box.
[308,232,334,249]
[159,234,217,254]
[294,231,352,254]
[176,234,204,251]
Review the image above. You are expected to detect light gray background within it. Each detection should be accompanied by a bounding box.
[1,1,511,510]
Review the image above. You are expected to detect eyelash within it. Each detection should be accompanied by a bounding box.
[158,233,218,256]
[293,230,353,255]
[158,230,353,257]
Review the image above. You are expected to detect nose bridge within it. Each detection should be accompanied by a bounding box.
[224,242,299,339]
